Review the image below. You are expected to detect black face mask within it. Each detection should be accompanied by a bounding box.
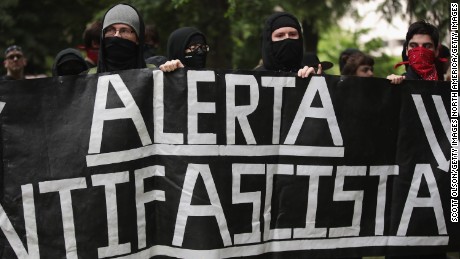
[183,49,207,69]
[58,61,87,76]
[271,38,302,71]
[103,37,138,71]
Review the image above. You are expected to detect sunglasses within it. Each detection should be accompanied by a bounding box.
[6,54,23,60]
[4,45,22,55]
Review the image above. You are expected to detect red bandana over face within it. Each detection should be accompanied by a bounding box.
[86,48,99,64]
[395,46,445,80]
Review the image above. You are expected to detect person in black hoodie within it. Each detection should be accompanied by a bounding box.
[52,48,88,76]
[255,12,320,78]
[166,27,209,69]
[387,20,447,84]
[90,3,182,74]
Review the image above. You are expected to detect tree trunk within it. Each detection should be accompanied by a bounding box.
[301,19,319,54]
[202,0,232,69]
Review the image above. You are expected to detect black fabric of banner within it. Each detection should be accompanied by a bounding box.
[0,69,456,259]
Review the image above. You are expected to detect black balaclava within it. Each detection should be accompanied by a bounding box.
[52,48,89,76]
[97,3,146,73]
[103,37,139,71]
[260,12,303,72]
[167,27,207,69]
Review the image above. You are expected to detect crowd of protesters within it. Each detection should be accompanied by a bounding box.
[1,4,451,85]
[0,4,454,259]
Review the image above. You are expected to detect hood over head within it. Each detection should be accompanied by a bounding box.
[97,3,146,73]
[52,48,88,76]
[167,27,206,63]
[261,12,303,72]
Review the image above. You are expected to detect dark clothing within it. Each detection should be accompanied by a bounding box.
[85,60,96,69]
[0,75,17,81]
[386,255,447,259]
[166,27,206,67]
[96,3,146,73]
[143,45,157,60]
[258,12,303,72]
[404,66,423,80]
[52,48,88,76]
[145,55,168,67]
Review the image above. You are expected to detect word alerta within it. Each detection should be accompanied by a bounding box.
[87,71,343,157]
[86,71,450,171]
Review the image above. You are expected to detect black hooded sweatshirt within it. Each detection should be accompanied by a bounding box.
[256,12,303,72]
[52,48,88,76]
[96,3,146,73]
[166,27,207,68]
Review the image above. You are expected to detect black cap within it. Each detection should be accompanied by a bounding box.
[5,45,22,56]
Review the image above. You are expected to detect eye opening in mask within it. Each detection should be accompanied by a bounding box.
[57,60,87,76]
[185,44,210,54]
[104,26,135,38]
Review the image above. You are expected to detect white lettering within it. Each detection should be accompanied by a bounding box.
[0,184,39,259]
[452,199,458,222]
[261,77,295,144]
[264,164,294,241]
[39,178,87,259]
[329,166,366,237]
[88,75,152,154]
[397,164,447,236]
[135,166,166,249]
[412,95,450,171]
[153,71,184,144]
[92,172,131,258]
[294,165,333,238]
[187,71,217,144]
[226,74,259,144]
[89,74,152,154]
[369,166,399,235]
[232,163,264,244]
[452,3,459,30]
[173,164,231,246]
[284,77,343,145]
[0,102,5,114]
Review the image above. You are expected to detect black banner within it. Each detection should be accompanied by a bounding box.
[0,69,457,258]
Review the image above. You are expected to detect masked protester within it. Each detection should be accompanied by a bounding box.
[166,27,209,69]
[82,4,147,74]
[93,3,146,73]
[52,48,88,76]
[87,3,183,74]
[387,20,448,84]
[255,12,320,78]
[394,46,445,80]
[81,21,102,68]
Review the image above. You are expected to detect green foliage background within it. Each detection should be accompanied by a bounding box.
[0,0,451,77]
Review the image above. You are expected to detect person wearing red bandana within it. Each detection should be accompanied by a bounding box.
[385,25,449,259]
[81,21,102,68]
[387,20,447,84]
